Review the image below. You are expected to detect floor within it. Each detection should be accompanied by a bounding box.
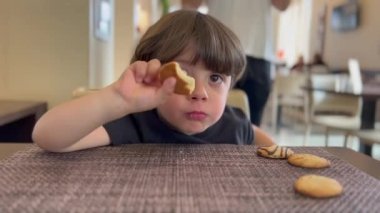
[260,102,380,161]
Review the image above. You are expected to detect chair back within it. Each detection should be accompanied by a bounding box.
[271,73,307,132]
[353,130,380,145]
[273,73,307,98]
[348,58,363,93]
[227,89,250,119]
[310,65,328,74]
[307,74,362,119]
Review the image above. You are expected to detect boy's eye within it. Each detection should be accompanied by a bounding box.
[209,74,224,83]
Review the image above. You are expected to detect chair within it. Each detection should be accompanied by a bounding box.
[304,73,362,146]
[227,89,250,119]
[73,87,251,119]
[309,65,329,74]
[271,73,307,132]
[349,130,380,146]
[348,58,363,93]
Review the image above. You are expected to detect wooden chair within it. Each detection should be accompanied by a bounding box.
[227,89,250,119]
[271,73,307,133]
[304,73,362,146]
[347,130,380,147]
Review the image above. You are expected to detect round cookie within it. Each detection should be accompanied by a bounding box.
[257,145,294,159]
[294,174,343,198]
[288,153,331,168]
[159,62,195,95]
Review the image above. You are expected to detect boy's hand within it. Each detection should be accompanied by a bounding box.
[114,59,176,113]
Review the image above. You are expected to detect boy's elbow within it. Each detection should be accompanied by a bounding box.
[32,126,44,148]
[32,127,64,153]
[32,131,53,152]
[33,140,68,153]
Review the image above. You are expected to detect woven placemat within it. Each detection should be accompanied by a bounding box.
[1,144,380,212]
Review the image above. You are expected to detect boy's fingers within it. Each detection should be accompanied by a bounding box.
[132,61,148,83]
[156,78,176,102]
[144,59,161,84]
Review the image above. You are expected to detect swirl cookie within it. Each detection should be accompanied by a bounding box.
[294,174,343,198]
[288,153,331,169]
[257,145,294,159]
[159,62,195,95]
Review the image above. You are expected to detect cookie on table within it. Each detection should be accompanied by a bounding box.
[257,145,294,159]
[294,174,343,198]
[288,153,331,168]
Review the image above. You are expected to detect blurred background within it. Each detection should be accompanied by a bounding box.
[1,0,379,107]
[1,0,379,158]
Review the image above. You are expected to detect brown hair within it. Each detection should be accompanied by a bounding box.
[131,10,246,85]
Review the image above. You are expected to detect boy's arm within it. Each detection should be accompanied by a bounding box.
[45,126,110,152]
[252,125,276,147]
[32,59,176,152]
[32,87,123,152]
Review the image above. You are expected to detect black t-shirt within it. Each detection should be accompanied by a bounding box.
[103,106,254,145]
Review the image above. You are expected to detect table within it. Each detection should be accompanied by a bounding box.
[0,100,47,142]
[303,83,380,156]
[1,143,379,212]
[0,143,29,160]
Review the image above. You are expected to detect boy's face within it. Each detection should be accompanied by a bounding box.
[157,46,231,135]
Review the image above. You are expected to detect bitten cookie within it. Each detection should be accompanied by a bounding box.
[294,174,343,198]
[288,153,331,168]
[257,145,294,159]
[159,62,195,95]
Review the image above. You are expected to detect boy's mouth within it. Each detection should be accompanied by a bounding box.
[186,111,207,121]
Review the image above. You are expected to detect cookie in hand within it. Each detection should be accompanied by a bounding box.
[159,62,195,95]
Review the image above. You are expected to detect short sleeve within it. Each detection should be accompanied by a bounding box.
[103,115,141,145]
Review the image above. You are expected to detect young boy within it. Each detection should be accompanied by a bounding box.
[32,10,275,152]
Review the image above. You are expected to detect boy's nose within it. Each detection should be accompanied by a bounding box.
[190,82,208,101]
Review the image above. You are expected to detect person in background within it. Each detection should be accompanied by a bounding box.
[290,55,305,72]
[311,53,326,66]
[32,10,275,152]
[204,0,291,126]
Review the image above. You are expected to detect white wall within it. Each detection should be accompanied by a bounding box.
[88,0,137,88]
[277,0,380,71]
[0,0,89,107]
[114,0,137,79]
[277,0,313,66]
[3,0,377,109]
[0,0,137,107]
[89,0,115,88]
[324,0,380,70]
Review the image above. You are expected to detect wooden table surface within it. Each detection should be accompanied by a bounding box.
[0,143,30,160]
[1,144,380,212]
[0,100,47,125]
[0,100,47,141]
[1,143,379,180]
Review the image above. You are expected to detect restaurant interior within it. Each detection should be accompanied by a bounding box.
[0,0,379,160]
[1,1,380,211]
